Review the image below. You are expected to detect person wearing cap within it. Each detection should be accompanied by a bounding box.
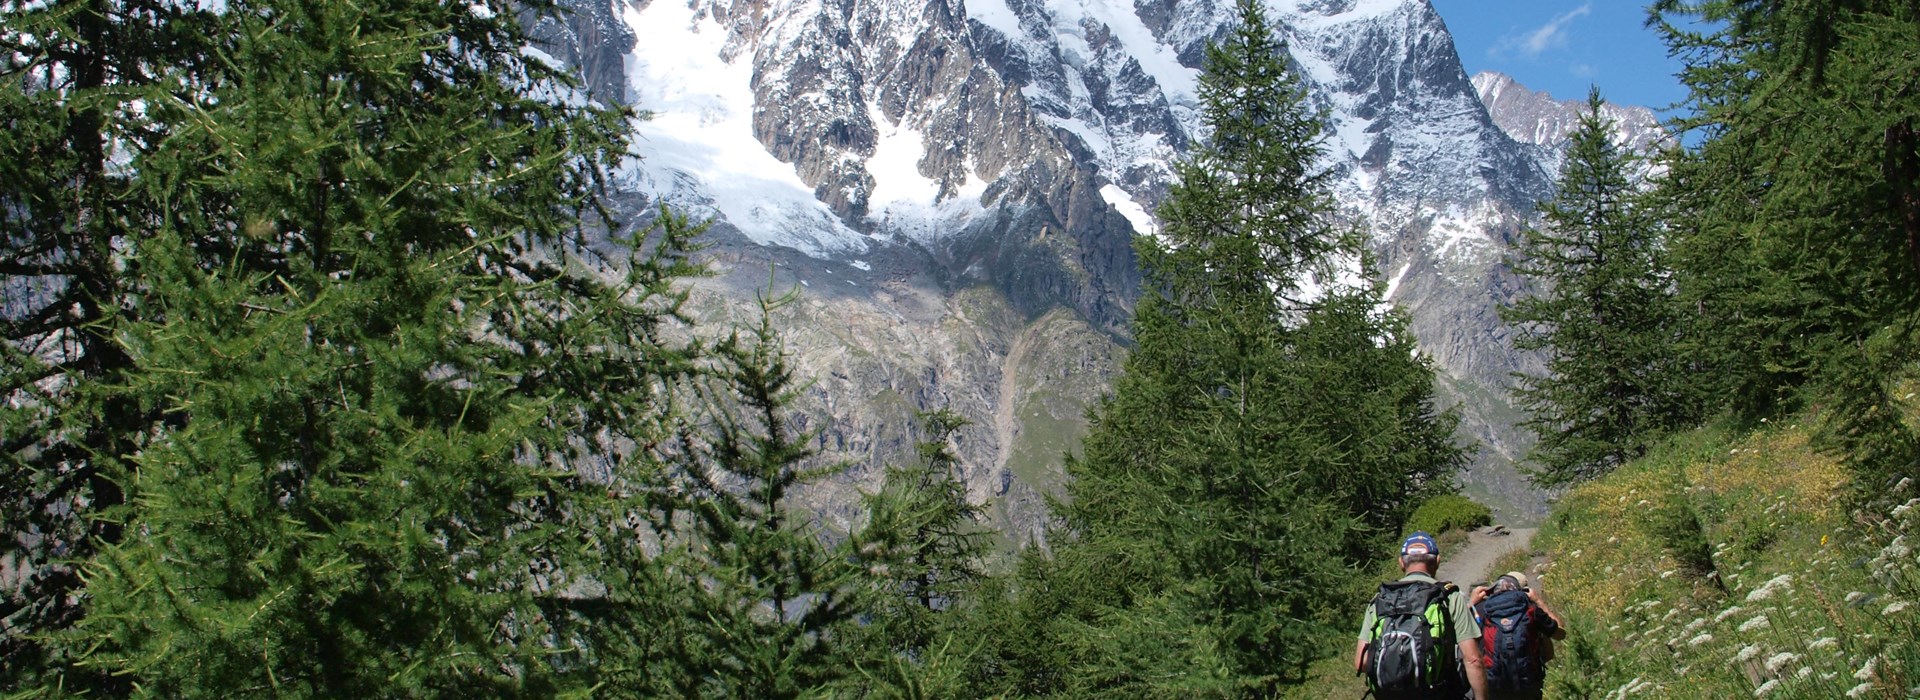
[1468,571,1567,700]
[1354,532,1489,699]
[1469,571,1566,634]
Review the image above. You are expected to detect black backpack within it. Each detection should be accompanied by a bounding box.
[1363,579,1459,699]
[1474,589,1544,690]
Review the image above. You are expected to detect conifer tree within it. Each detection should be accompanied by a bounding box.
[1,2,222,680]
[1502,89,1696,486]
[1038,0,1465,692]
[2,0,727,694]
[666,293,871,698]
[843,408,993,697]
[856,409,989,652]
[1649,0,1920,488]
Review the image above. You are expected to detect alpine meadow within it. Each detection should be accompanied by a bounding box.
[5,0,1920,698]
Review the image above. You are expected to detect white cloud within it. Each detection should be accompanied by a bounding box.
[1495,4,1591,58]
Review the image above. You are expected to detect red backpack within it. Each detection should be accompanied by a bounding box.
[1475,589,1546,690]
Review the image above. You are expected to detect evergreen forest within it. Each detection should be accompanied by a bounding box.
[3,0,1918,698]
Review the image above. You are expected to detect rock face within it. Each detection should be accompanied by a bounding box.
[537,0,1672,534]
[1472,70,1671,174]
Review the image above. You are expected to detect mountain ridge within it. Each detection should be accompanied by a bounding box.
[540,0,1673,531]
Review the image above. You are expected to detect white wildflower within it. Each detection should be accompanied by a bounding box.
[1809,637,1840,652]
[1796,666,1812,679]
[1734,644,1762,663]
[1897,501,1914,519]
[1716,606,1746,623]
[1897,477,1914,491]
[1846,682,1873,698]
[1746,574,1793,602]
[1570,549,1583,558]
[1753,679,1779,697]
[1661,569,1677,579]
[1845,591,1867,604]
[1764,652,1801,673]
[1883,601,1909,615]
[1855,657,1878,682]
[1887,537,1912,559]
[1738,615,1772,633]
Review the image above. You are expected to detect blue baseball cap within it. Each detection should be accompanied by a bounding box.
[1401,531,1438,557]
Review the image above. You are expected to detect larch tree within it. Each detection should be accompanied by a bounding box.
[1,1,224,682]
[853,409,991,667]
[1034,0,1466,693]
[2,0,725,694]
[1649,0,1920,490]
[1502,89,1696,487]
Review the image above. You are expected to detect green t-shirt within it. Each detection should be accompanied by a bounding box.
[1356,572,1481,645]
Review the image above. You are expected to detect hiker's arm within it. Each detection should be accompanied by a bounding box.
[1353,640,1367,673]
[1458,638,1489,697]
[1529,587,1569,640]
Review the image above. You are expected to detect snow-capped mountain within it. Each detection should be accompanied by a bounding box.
[530,0,1670,529]
[1473,70,1671,174]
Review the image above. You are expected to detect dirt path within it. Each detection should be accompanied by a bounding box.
[1437,526,1537,586]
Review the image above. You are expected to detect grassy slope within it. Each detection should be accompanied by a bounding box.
[1531,416,1920,699]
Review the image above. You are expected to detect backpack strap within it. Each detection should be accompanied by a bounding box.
[1431,582,1465,693]
[1429,581,1459,630]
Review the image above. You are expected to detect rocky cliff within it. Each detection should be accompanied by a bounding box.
[1472,70,1671,174]
[535,0,1671,534]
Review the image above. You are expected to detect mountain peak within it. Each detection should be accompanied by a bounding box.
[1470,70,1670,157]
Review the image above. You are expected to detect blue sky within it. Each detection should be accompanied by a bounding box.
[1427,1,1689,114]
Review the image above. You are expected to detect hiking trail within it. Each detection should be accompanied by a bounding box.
[1438,525,1538,586]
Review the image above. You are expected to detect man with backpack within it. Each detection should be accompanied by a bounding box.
[1355,532,1489,699]
[1469,571,1567,700]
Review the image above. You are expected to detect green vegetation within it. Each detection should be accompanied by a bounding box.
[1,1,1460,695]
[1418,2,1920,697]
[2,0,676,693]
[1649,0,1920,485]
[1405,494,1494,537]
[8,0,1913,696]
[0,2,966,696]
[965,0,1466,694]
[1502,88,1700,487]
[1534,413,1920,698]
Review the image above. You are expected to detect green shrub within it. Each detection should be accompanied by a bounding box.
[1642,491,1720,584]
[1405,494,1493,536]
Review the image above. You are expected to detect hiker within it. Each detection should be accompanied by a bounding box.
[1356,532,1489,700]
[1469,571,1567,700]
